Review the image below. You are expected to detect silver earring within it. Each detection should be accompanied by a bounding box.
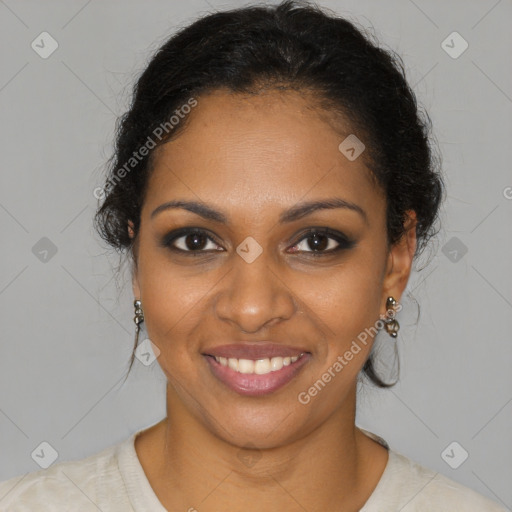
[383,296,400,338]
[134,299,144,328]
[133,299,144,349]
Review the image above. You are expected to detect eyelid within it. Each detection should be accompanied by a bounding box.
[288,227,356,254]
[161,226,355,256]
[160,227,224,253]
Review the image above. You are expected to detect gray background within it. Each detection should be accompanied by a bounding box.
[0,0,511,508]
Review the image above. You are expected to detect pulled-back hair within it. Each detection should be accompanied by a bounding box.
[94,0,444,387]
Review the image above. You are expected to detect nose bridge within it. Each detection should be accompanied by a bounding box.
[215,242,296,332]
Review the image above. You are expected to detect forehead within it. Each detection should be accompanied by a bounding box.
[143,89,383,224]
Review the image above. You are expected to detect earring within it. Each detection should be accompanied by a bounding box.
[133,299,144,348]
[134,299,144,327]
[383,296,400,338]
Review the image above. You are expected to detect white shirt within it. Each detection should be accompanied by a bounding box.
[0,427,506,511]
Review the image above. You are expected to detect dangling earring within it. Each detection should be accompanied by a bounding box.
[133,299,144,345]
[383,296,400,338]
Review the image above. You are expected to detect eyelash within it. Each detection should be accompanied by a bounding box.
[160,227,356,257]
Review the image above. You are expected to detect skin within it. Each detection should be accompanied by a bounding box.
[129,88,417,511]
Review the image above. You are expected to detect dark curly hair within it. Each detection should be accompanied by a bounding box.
[94,0,444,387]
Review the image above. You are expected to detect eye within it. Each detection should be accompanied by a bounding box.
[161,227,355,257]
[289,228,356,256]
[161,228,223,254]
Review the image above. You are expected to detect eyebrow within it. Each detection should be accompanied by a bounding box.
[150,198,367,225]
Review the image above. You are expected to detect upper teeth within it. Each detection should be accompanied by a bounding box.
[214,354,304,375]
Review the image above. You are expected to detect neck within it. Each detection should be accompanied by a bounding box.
[135,382,388,511]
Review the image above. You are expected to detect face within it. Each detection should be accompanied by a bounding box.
[131,89,416,449]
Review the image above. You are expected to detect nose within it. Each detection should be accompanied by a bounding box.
[214,251,297,333]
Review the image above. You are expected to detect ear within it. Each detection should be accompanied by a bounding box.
[128,220,141,298]
[381,210,417,312]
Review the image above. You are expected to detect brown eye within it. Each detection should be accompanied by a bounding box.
[162,228,223,253]
[179,232,209,251]
[290,228,356,255]
[299,232,336,252]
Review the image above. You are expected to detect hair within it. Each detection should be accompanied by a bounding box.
[94,0,444,387]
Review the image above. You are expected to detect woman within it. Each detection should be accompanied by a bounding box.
[0,1,506,510]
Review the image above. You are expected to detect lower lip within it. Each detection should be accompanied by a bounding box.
[204,354,311,396]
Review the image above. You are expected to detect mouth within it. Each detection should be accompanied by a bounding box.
[210,353,306,374]
[202,343,311,396]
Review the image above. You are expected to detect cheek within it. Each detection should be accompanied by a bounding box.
[142,281,207,351]
[135,248,210,362]
[299,258,385,371]
[291,264,384,415]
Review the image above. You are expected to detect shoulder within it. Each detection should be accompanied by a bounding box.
[0,437,133,512]
[363,448,507,512]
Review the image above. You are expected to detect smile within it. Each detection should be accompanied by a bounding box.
[204,352,310,396]
[213,354,305,374]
